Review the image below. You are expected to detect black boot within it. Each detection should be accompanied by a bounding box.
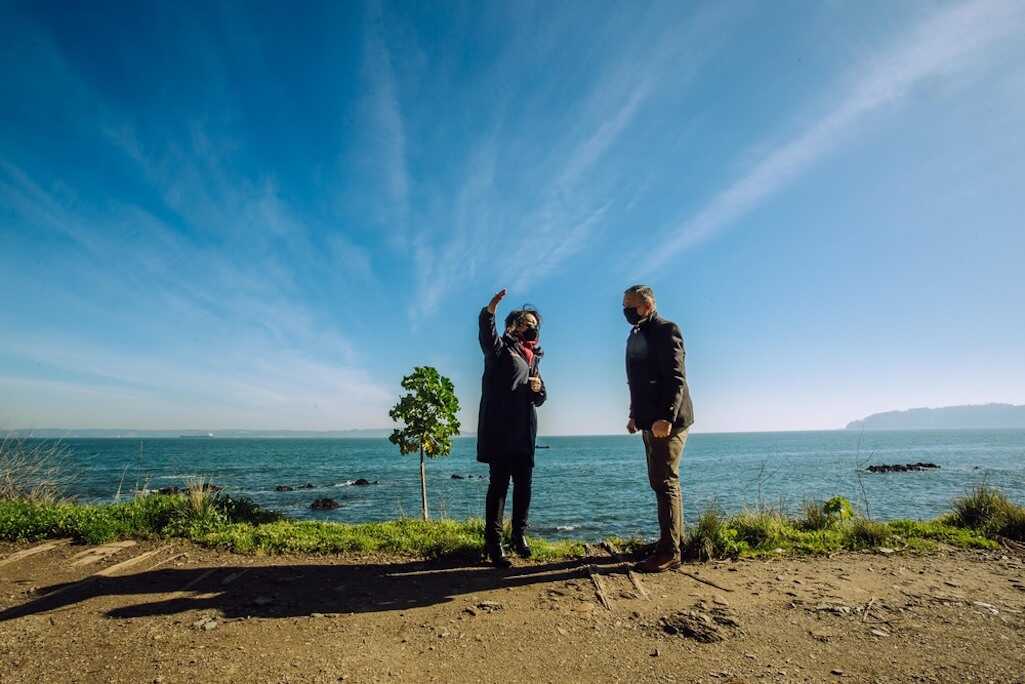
[511,531,532,559]
[485,541,512,568]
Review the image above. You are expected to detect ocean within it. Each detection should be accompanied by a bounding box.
[28,429,1025,542]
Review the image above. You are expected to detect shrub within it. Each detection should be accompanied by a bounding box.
[843,518,892,549]
[213,493,282,525]
[1001,506,1025,542]
[801,500,831,531]
[0,437,76,502]
[683,505,744,560]
[949,486,1025,541]
[731,509,790,550]
[801,496,854,531]
[951,487,1008,530]
[823,496,854,521]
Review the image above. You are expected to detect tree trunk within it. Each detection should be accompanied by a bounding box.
[419,446,429,521]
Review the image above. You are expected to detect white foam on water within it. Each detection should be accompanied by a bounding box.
[334,480,357,487]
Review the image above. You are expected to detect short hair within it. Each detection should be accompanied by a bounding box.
[624,284,656,305]
[505,305,542,330]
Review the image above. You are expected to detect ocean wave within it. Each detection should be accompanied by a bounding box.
[334,480,357,487]
[555,524,578,531]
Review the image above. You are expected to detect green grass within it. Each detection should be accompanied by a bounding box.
[197,517,583,560]
[679,495,1005,560]
[0,489,1020,561]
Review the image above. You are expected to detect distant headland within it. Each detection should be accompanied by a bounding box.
[846,403,1025,430]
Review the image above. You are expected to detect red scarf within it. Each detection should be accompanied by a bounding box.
[520,340,537,368]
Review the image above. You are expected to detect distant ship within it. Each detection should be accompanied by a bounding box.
[179,433,214,439]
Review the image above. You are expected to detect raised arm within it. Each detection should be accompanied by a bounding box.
[478,289,507,357]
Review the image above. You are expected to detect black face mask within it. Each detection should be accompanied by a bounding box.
[623,307,643,325]
[520,327,539,342]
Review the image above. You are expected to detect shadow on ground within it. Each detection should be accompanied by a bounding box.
[0,553,633,622]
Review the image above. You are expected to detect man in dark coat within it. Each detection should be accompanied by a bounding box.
[623,284,694,573]
[477,288,547,568]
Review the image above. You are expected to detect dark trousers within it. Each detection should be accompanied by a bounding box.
[484,460,533,544]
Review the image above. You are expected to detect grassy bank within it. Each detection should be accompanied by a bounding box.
[1,486,1023,561]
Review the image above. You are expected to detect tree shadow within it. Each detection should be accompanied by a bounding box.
[0,554,629,623]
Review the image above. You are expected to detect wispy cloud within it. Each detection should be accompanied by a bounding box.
[410,4,732,318]
[636,0,1025,279]
[355,2,409,245]
[0,46,393,430]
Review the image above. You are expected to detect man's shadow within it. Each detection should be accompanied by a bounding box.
[0,553,626,622]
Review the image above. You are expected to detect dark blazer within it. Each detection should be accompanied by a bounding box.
[625,312,694,431]
[477,307,547,466]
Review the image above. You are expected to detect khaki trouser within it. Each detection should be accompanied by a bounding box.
[642,427,688,555]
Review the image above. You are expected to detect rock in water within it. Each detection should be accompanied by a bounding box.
[867,462,940,473]
[353,479,377,486]
[311,498,341,510]
[451,474,465,480]
[275,485,293,492]
[158,483,223,495]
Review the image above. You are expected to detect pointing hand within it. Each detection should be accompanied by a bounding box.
[487,289,507,314]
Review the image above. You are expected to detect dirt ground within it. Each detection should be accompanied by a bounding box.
[1,540,1023,684]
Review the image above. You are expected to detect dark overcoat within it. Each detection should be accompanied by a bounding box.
[626,312,695,431]
[476,307,547,466]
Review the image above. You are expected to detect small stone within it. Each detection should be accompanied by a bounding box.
[870,629,890,638]
[557,627,568,636]
[311,613,325,618]
[831,669,844,677]
[202,620,218,631]
[650,648,661,657]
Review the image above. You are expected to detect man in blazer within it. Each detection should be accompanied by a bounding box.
[623,284,694,572]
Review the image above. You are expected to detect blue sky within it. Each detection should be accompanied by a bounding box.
[1,0,1023,434]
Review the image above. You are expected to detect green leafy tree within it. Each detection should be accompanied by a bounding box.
[388,366,461,520]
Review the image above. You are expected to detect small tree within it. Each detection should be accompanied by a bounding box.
[388,366,461,520]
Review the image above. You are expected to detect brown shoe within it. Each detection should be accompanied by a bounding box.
[634,552,681,573]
